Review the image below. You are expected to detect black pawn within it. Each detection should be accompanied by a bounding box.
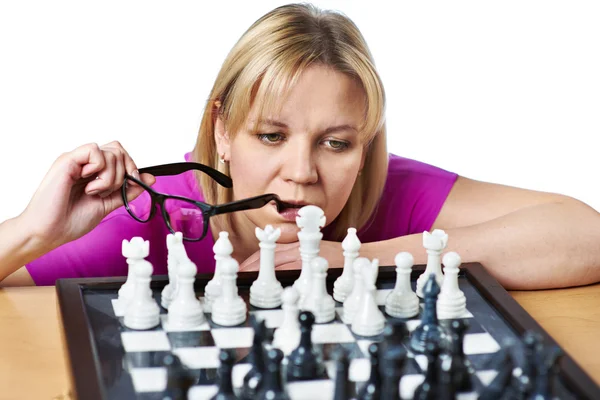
[448,319,474,391]
[287,311,324,380]
[380,345,406,400]
[437,353,456,400]
[162,354,194,400]
[479,347,515,400]
[333,348,352,400]
[413,342,441,400]
[241,317,268,399]
[409,274,447,354]
[211,349,237,400]
[258,348,290,400]
[357,343,381,400]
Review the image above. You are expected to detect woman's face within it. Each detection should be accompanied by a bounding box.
[218,64,367,243]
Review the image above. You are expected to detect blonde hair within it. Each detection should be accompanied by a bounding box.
[192,3,388,241]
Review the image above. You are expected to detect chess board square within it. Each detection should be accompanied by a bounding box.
[188,385,218,400]
[464,333,501,355]
[121,331,171,352]
[129,367,166,392]
[125,351,171,368]
[249,309,285,328]
[375,288,393,305]
[400,374,425,400]
[172,346,221,369]
[476,370,499,386]
[287,379,335,400]
[348,358,371,382]
[160,314,211,332]
[210,327,254,348]
[312,323,355,344]
[232,363,253,388]
[317,342,363,362]
[167,330,215,348]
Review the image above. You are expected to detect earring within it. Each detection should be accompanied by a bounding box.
[219,153,227,164]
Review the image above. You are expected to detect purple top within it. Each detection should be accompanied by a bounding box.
[26,153,457,285]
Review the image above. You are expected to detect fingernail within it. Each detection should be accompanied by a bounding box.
[132,169,141,180]
[87,190,99,195]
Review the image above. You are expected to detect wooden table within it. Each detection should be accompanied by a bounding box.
[0,284,599,399]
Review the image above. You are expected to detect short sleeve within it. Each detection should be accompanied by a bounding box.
[357,154,458,242]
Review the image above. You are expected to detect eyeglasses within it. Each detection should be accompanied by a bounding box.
[121,162,289,241]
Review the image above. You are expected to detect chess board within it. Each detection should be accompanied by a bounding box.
[56,263,600,400]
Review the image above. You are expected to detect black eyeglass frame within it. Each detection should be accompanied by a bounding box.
[121,162,288,242]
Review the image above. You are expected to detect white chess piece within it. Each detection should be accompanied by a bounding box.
[211,257,247,326]
[273,286,301,355]
[333,228,361,303]
[117,240,138,312]
[416,229,448,298]
[437,252,467,319]
[168,258,206,329]
[204,231,233,312]
[293,205,326,304]
[342,257,371,324]
[302,257,336,323]
[161,232,184,309]
[351,260,385,337]
[250,225,284,308]
[123,237,160,330]
[385,252,420,318]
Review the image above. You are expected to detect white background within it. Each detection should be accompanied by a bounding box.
[1,0,598,224]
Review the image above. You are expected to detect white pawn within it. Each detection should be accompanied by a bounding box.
[416,229,448,298]
[385,252,420,318]
[437,252,467,319]
[168,258,205,329]
[250,225,284,308]
[211,257,247,326]
[333,228,361,303]
[204,231,233,312]
[123,238,160,330]
[342,257,372,324]
[161,232,183,309]
[273,287,301,355]
[302,257,335,323]
[351,262,385,337]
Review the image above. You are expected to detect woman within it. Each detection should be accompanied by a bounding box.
[1,3,599,289]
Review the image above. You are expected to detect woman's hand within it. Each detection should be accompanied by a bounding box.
[19,141,155,252]
[239,240,344,272]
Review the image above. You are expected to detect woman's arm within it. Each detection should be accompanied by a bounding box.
[363,177,600,290]
[0,216,44,284]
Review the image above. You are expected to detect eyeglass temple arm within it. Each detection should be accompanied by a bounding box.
[138,162,232,188]
[210,194,283,216]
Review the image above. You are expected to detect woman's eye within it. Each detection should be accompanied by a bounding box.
[324,139,349,151]
[257,133,284,144]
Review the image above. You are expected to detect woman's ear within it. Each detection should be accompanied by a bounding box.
[214,116,231,162]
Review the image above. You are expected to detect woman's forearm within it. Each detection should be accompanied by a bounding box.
[0,215,47,282]
[363,200,600,290]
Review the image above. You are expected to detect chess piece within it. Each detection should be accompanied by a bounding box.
[409,273,447,354]
[385,251,420,318]
[167,257,205,330]
[162,354,194,400]
[342,257,370,324]
[333,228,361,302]
[250,225,284,308]
[351,261,385,337]
[293,206,326,303]
[204,231,233,312]
[211,257,247,326]
[380,345,406,400]
[302,257,335,323]
[123,237,160,330]
[161,232,183,309]
[257,348,290,400]
[413,342,442,400]
[333,348,351,400]
[416,229,448,298]
[210,349,237,400]
[273,286,301,355]
[448,319,474,392]
[356,343,381,400]
[287,311,325,381]
[241,317,269,399]
[117,236,144,311]
[437,252,467,319]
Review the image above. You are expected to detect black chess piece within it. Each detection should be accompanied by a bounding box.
[333,347,352,400]
[519,330,544,397]
[287,311,325,381]
[409,274,448,354]
[357,343,381,400]
[447,319,474,392]
[413,342,441,400]
[380,345,406,400]
[257,348,290,400]
[211,349,237,400]
[437,353,456,400]
[479,347,516,400]
[162,354,194,400]
[240,316,268,399]
[530,344,563,400]
[381,319,409,353]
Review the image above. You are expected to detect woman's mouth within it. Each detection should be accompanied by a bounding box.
[274,200,310,221]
